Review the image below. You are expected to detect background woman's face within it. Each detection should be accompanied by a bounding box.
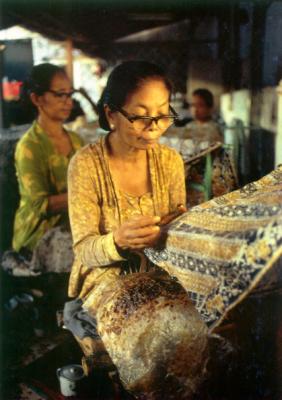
[111,79,171,150]
[191,94,213,122]
[35,72,73,122]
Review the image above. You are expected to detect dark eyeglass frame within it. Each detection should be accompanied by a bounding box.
[110,104,179,128]
[47,89,77,99]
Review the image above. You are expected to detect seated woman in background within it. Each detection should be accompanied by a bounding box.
[65,61,210,399]
[183,88,223,143]
[180,89,236,208]
[12,63,84,269]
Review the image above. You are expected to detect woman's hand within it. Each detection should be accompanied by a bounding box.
[114,215,161,251]
[159,204,187,226]
[47,193,68,214]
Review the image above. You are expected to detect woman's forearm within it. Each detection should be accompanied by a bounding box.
[47,193,68,214]
[74,232,125,268]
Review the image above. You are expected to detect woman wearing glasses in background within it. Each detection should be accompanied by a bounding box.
[13,63,84,261]
[65,62,209,399]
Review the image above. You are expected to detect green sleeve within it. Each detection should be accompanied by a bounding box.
[15,137,50,215]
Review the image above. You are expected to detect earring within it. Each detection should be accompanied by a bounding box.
[110,124,115,130]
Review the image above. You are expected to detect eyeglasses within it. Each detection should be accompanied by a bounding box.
[110,104,179,131]
[47,90,76,101]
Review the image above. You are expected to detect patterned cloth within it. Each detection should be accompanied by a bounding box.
[145,165,282,331]
[182,120,224,144]
[185,144,238,207]
[13,121,84,251]
[160,136,238,207]
[29,226,74,273]
[1,226,74,275]
[160,135,221,162]
[67,136,186,300]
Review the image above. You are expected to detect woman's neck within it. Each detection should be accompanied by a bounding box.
[107,132,146,162]
[195,117,212,125]
[37,115,64,137]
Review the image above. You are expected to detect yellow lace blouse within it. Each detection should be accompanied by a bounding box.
[68,136,186,302]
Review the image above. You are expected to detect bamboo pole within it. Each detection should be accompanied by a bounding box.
[65,38,73,84]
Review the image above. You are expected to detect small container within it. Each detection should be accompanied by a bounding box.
[57,364,86,397]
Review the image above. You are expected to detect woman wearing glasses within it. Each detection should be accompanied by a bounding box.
[13,63,84,260]
[68,60,185,299]
[65,62,208,398]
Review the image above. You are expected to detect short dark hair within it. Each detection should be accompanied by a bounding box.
[97,60,173,131]
[21,63,67,116]
[192,88,214,108]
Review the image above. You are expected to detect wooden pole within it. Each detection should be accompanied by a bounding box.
[65,38,73,84]
[276,81,282,167]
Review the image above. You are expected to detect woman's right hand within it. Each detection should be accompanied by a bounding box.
[113,215,161,251]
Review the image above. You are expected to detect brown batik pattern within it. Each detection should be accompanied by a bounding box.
[146,165,282,331]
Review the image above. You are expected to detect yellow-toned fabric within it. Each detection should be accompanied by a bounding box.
[93,271,208,398]
[13,121,84,251]
[67,136,186,300]
[145,165,282,330]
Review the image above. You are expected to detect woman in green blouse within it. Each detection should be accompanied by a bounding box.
[13,63,84,252]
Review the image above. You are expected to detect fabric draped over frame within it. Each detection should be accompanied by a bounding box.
[145,165,282,331]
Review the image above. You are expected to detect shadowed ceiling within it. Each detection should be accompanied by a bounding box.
[0,0,260,56]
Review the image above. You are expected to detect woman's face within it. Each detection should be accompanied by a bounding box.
[191,95,212,122]
[32,72,73,122]
[108,79,171,150]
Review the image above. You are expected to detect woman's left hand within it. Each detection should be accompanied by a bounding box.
[158,204,187,226]
[113,215,161,251]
